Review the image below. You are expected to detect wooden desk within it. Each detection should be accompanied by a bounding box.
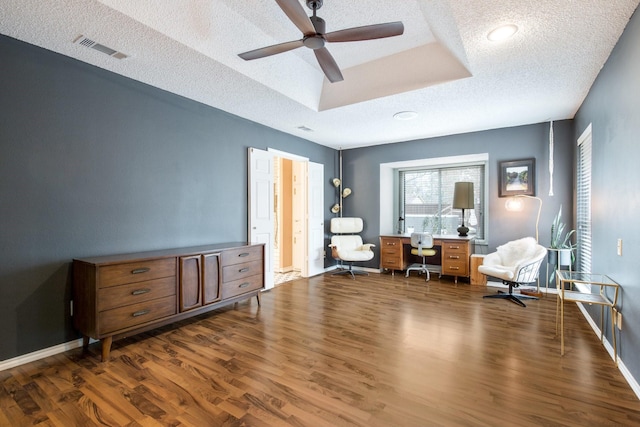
[379,234,474,283]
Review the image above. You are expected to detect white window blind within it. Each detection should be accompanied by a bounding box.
[577,125,592,278]
[400,165,484,239]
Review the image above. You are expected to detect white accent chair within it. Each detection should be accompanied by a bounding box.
[405,232,437,281]
[329,217,375,279]
[479,237,547,307]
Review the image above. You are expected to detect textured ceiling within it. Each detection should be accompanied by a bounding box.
[1,0,638,149]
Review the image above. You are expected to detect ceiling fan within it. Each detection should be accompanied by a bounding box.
[238,0,404,83]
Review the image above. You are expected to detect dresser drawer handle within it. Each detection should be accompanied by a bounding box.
[386,242,396,246]
[131,268,150,274]
[131,288,151,295]
[238,252,250,257]
[132,309,150,317]
[448,246,460,249]
[239,282,250,288]
[449,255,460,259]
[448,266,460,271]
[239,267,250,273]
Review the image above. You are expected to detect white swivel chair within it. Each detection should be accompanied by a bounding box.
[405,232,437,281]
[329,217,375,279]
[479,237,547,307]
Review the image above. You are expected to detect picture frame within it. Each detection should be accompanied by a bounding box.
[499,158,535,197]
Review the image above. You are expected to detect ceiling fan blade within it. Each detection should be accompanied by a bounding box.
[275,0,316,35]
[325,21,404,42]
[314,47,344,83]
[238,39,304,60]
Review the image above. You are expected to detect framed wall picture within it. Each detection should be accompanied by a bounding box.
[499,158,535,197]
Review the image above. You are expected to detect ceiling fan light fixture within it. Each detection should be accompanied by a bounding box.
[394,111,418,121]
[487,24,518,42]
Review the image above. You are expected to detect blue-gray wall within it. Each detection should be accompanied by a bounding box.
[574,7,640,379]
[0,35,336,361]
[341,121,575,267]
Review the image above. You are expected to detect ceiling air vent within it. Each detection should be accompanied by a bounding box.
[73,35,128,60]
[297,126,314,132]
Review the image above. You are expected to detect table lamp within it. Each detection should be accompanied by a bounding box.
[453,182,474,236]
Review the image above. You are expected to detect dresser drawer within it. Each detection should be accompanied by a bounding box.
[222,260,263,282]
[221,275,263,300]
[99,258,176,288]
[98,295,177,335]
[222,246,263,266]
[98,276,176,312]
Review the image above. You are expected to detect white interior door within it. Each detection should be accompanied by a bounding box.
[307,161,325,277]
[292,161,305,273]
[248,148,274,290]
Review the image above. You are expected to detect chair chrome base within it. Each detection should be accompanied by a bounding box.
[483,282,538,307]
[405,263,431,281]
[332,264,368,279]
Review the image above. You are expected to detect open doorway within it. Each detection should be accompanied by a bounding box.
[274,157,304,285]
[249,148,325,290]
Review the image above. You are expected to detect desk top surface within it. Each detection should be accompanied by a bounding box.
[380,234,474,242]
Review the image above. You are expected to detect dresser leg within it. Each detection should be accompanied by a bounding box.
[101,336,113,362]
[256,292,261,307]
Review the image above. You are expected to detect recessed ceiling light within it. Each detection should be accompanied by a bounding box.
[487,24,519,42]
[393,111,418,121]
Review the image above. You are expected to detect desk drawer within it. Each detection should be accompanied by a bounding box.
[380,237,404,269]
[442,259,469,276]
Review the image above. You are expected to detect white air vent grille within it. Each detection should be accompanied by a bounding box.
[73,35,128,60]
[297,126,313,132]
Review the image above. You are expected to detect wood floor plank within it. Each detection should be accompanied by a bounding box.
[2,273,640,426]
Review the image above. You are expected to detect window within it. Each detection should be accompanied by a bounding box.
[577,124,592,280]
[399,164,485,239]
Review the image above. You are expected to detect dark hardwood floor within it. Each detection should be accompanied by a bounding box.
[2,273,640,426]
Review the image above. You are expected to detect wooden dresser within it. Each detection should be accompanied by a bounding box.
[379,234,474,283]
[73,242,264,361]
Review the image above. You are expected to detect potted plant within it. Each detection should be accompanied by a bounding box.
[549,205,576,282]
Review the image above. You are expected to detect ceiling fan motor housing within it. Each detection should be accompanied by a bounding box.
[303,15,326,49]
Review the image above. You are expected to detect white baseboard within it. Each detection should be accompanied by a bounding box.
[576,302,640,400]
[0,338,85,372]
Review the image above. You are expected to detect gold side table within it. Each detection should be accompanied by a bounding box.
[555,271,619,363]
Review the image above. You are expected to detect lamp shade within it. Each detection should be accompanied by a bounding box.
[453,182,474,209]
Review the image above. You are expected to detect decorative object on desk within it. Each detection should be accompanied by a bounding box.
[499,158,535,197]
[479,237,547,307]
[453,182,474,236]
[396,216,405,234]
[504,194,543,242]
